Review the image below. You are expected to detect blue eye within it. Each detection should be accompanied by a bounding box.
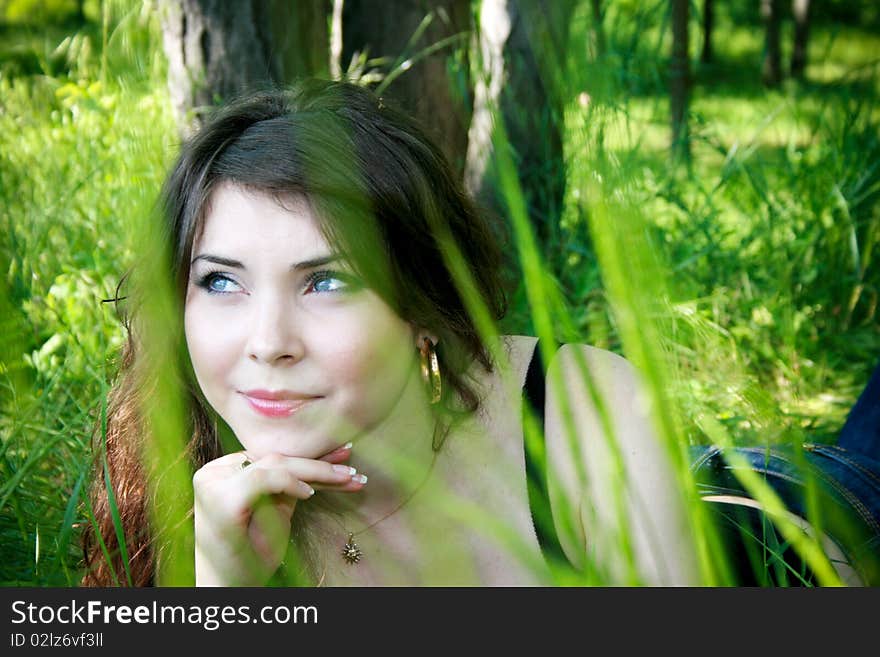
[305,270,359,294]
[197,272,241,294]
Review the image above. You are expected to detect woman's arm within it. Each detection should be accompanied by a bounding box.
[543,344,701,585]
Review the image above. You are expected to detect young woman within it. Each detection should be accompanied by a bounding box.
[80,79,701,587]
[80,79,879,587]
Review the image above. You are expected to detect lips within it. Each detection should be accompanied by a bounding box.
[239,390,320,418]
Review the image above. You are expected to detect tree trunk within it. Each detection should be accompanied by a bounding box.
[700,0,713,64]
[465,0,575,257]
[590,0,605,58]
[464,0,508,199]
[761,0,783,87]
[159,0,329,136]
[790,0,810,79]
[341,0,472,176]
[670,0,690,161]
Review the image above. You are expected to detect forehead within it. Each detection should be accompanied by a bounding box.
[194,183,328,256]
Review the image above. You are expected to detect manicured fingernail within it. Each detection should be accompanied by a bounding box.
[352,474,368,484]
[333,465,357,475]
[307,485,316,497]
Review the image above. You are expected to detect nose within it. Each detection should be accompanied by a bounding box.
[245,292,304,365]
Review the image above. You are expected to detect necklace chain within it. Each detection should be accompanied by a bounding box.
[340,450,438,564]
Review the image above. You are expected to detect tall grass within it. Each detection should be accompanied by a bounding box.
[0,0,175,585]
[2,0,879,585]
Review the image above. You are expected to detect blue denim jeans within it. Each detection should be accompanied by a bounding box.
[690,363,880,586]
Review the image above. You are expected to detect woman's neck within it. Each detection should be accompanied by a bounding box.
[323,359,442,528]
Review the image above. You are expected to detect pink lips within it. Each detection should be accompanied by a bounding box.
[240,390,319,418]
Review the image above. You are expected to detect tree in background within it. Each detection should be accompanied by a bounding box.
[670,0,690,161]
[155,0,579,262]
[761,0,783,87]
[791,0,811,80]
[702,0,811,83]
[465,0,575,260]
[762,0,813,86]
[701,0,713,64]
[159,0,328,135]
[590,0,605,57]
[340,0,472,176]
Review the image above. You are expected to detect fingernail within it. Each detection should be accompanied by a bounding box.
[352,474,368,484]
[342,441,353,450]
[333,465,357,475]
[307,485,316,497]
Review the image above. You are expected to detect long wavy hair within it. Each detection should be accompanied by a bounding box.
[81,79,510,586]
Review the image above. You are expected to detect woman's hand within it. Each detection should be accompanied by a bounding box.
[193,443,366,586]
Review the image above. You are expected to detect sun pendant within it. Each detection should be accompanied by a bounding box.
[342,533,362,564]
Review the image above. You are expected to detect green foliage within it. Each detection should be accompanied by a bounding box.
[1,0,83,26]
[0,0,173,585]
[539,5,880,451]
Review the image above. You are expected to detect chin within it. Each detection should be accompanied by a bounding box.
[237,428,323,460]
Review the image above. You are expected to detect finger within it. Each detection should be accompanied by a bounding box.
[193,451,252,483]
[249,453,360,486]
[319,442,353,464]
[230,467,316,514]
[239,459,366,501]
[312,473,368,492]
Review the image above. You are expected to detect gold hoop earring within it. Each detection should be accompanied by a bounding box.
[419,337,442,404]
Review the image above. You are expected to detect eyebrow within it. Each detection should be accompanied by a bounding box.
[190,254,343,270]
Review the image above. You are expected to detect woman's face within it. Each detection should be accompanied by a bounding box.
[184,182,421,460]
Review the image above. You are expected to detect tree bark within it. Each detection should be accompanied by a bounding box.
[790,0,810,80]
[159,0,329,137]
[465,0,575,256]
[590,0,605,58]
[670,0,690,161]
[341,0,472,175]
[761,0,783,87]
[700,0,713,64]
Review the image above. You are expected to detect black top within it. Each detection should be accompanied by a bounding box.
[521,338,568,565]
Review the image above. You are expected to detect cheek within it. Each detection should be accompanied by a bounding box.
[184,303,240,393]
[317,309,415,425]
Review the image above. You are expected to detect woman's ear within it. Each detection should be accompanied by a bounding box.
[412,326,440,350]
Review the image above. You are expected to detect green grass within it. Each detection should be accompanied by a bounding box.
[2,1,879,585]
[551,6,880,450]
[0,2,175,585]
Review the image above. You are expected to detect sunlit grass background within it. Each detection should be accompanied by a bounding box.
[2,0,879,585]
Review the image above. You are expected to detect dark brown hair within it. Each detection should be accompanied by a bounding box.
[81,79,509,586]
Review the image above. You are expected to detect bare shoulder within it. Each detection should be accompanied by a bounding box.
[452,334,537,459]
[465,334,538,396]
[499,334,540,381]
[475,338,640,420]
[541,343,644,551]
[543,342,660,484]
[543,342,701,584]
[547,343,639,388]
[544,344,647,437]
